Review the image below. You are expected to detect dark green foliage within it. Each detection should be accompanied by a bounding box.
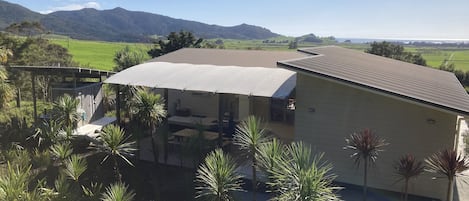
[233,115,269,201]
[439,62,469,88]
[15,37,74,66]
[288,40,298,49]
[101,182,136,201]
[366,41,427,66]
[266,142,340,201]
[195,149,243,201]
[5,21,45,36]
[91,124,137,181]
[147,31,203,58]
[113,46,146,72]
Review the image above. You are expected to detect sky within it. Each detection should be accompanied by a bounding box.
[6,0,469,39]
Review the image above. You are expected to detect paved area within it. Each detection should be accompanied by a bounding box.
[75,116,116,137]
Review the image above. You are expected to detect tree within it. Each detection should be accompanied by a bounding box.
[147,31,203,58]
[63,154,88,182]
[195,149,243,201]
[0,67,13,109]
[258,138,283,177]
[366,41,427,66]
[113,46,146,72]
[92,124,137,181]
[233,115,269,201]
[267,142,339,201]
[5,21,45,37]
[130,88,167,163]
[394,154,424,201]
[0,46,13,64]
[0,47,13,109]
[0,163,32,200]
[344,129,388,201]
[101,182,135,201]
[52,94,80,131]
[425,149,469,201]
[288,40,298,49]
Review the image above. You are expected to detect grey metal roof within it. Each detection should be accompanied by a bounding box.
[278,46,469,116]
[10,66,115,78]
[148,48,308,68]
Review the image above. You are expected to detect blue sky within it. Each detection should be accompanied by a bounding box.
[6,0,469,39]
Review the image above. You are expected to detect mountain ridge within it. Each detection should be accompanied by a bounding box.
[0,0,281,42]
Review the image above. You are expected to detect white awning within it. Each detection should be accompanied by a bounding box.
[104,62,296,98]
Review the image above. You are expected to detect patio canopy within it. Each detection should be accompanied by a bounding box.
[104,62,296,98]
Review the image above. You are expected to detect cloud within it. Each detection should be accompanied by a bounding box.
[40,1,101,14]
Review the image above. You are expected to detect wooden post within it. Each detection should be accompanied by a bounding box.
[16,88,21,108]
[116,85,121,124]
[163,88,169,163]
[31,73,37,124]
[217,94,224,147]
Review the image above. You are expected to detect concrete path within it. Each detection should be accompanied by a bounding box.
[75,116,116,137]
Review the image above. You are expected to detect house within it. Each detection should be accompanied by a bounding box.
[277,46,469,200]
[105,46,469,200]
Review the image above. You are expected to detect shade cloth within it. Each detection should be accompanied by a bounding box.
[105,62,296,98]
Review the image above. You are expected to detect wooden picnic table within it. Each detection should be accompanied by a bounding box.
[172,128,220,141]
[168,116,218,128]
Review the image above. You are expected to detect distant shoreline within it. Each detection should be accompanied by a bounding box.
[336,38,469,44]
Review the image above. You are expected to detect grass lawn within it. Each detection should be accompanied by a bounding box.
[50,37,152,71]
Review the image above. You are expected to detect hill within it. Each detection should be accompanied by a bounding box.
[0,0,42,28]
[0,0,280,42]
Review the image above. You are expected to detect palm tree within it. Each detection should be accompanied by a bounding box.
[268,141,340,201]
[233,115,268,200]
[0,163,31,200]
[92,124,137,181]
[101,182,135,201]
[130,88,166,163]
[195,149,243,201]
[258,138,283,179]
[32,119,64,148]
[394,154,424,201]
[50,141,73,165]
[344,129,388,201]
[425,149,469,201]
[64,154,88,182]
[52,94,80,130]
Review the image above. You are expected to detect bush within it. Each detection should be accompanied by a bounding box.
[1,147,31,168]
[31,148,51,169]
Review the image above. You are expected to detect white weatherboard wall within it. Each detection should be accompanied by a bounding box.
[295,73,456,200]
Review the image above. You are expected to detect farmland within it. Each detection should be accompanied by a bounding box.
[49,37,152,71]
[49,36,469,72]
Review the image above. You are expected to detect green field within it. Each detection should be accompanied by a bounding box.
[406,47,469,70]
[49,36,469,72]
[49,37,151,71]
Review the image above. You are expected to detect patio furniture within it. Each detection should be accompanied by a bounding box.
[172,128,220,141]
[168,116,218,128]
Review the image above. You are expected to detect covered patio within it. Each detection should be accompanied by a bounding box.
[104,58,298,167]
